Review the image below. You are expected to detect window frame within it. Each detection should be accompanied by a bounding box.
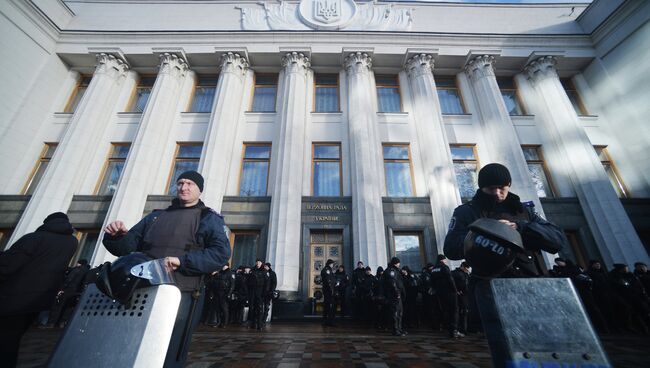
[497,77,526,116]
[382,143,416,197]
[186,75,219,113]
[238,142,272,197]
[249,73,278,113]
[166,142,203,194]
[521,145,556,198]
[94,142,131,195]
[313,73,341,113]
[72,229,101,266]
[125,76,156,113]
[594,145,629,198]
[228,230,261,267]
[435,76,467,114]
[450,144,480,200]
[561,78,589,116]
[22,143,58,195]
[375,74,403,113]
[311,142,343,196]
[62,76,91,113]
[392,231,426,271]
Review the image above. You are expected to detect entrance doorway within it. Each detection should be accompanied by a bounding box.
[309,230,343,314]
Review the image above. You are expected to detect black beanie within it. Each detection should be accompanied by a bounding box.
[177,170,204,192]
[44,212,69,223]
[478,163,511,189]
[390,257,401,265]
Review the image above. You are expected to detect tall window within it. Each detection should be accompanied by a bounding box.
[188,76,218,113]
[314,74,339,112]
[97,143,131,195]
[251,74,278,112]
[312,143,341,196]
[594,146,628,198]
[522,146,554,198]
[383,144,414,197]
[127,77,155,112]
[497,78,525,115]
[63,76,91,113]
[168,143,203,195]
[393,232,425,271]
[23,143,58,195]
[239,144,271,196]
[229,231,260,267]
[451,145,479,199]
[73,230,100,265]
[562,231,590,270]
[436,77,465,114]
[561,78,589,116]
[376,75,401,112]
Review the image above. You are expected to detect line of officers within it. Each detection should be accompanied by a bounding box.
[319,256,471,338]
[202,259,278,331]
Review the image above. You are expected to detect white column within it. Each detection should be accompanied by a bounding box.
[404,54,461,252]
[93,53,189,263]
[523,56,649,266]
[8,54,128,245]
[344,52,388,271]
[199,52,249,211]
[464,55,541,208]
[266,52,311,292]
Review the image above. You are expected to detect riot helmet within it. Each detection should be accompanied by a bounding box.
[463,218,524,278]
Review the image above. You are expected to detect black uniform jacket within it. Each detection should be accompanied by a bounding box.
[444,189,566,276]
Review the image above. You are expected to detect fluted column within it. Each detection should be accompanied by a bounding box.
[464,56,542,208]
[199,52,249,211]
[344,52,388,271]
[8,54,129,245]
[93,53,189,263]
[266,52,311,292]
[523,56,649,266]
[405,54,461,252]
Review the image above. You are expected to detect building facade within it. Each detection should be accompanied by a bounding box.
[1,0,649,315]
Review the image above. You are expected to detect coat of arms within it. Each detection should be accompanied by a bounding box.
[314,0,341,24]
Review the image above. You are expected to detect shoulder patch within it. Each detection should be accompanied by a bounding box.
[523,201,535,208]
[231,274,235,279]
[390,270,395,277]
[223,225,231,238]
[326,269,330,274]
[448,217,456,231]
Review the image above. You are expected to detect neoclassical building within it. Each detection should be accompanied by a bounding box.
[1,0,649,315]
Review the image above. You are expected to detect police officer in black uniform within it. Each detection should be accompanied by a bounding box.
[215,264,235,328]
[351,261,366,319]
[401,266,419,328]
[383,257,406,336]
[321,259,337,326]
[249,259,268,330]
[232,266,248,324]
[419,263,436,328]
[431,254,461,338]
[444,163,566,332]
[263,262,277,323]
[452,262,471,335]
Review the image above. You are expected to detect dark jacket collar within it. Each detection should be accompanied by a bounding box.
[167,198,206,210]
[470,189,523,215]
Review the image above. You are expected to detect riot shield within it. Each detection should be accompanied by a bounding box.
[48,259,181,368]
[476,277,611,368]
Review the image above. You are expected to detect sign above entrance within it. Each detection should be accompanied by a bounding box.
[236,0,413,31]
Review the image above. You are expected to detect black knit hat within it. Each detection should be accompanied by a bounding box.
[478,163,512,189]
[177,170,204,192]
[390,257,401,265]
[437,254,447,261]
[44,212,69,223]
[326,259,335,266]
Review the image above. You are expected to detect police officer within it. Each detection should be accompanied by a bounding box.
[401,266,419,329]
[444,163,566,277]
[419,263,435,328]
[452,262,471,335]
[321,259,337,326]
[103,171,230,367]
[432,254,461,338]
[248,259,268,331]
[383,257,406,336]
[215,264,235,328]
[263,262,277,323]
[335,265,349,317]
[351,261,366,319]
[204,270,220,326]
[230,266,247,324]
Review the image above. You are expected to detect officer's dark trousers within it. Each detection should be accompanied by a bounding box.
[323,294,336,325]
[457,294,469,334]
[389,299,403,334]
[438,292,458,334]
[216,291,229,326]
[0,313,38,368]
[251,291,265,328]
[164,291,205,368]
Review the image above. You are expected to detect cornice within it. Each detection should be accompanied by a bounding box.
[4,0,62,47]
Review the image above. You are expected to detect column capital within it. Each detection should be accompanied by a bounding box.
[464,55,495,82]
[158,53,189,78]
[95,53,129,77]
[405,54,434,79]
[281,52,311,75]
[343,52,372,76]
[524,56,558,83]
[220,52,249,76]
